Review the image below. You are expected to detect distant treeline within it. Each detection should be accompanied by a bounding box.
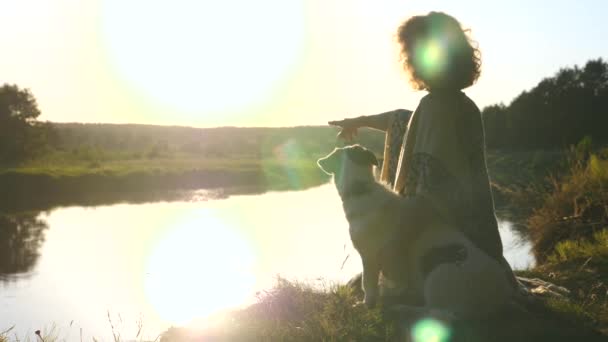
[482,58,608,149]
[0,81,383,164]
[46,123,384,161]
[2,58,607,165]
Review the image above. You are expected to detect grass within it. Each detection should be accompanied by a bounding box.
[0,325,61,342]
[3,154,306,177]
[527,148,608,263]
[0,281,390,342]
[549,230,608,264]
[160,278,392,341]
[0,149,331,196]
[512,144,608,335]
[158,276,608,342]
[0,315,159,342]
[0,152,330,212]
[221,278,390,341]
[0,137,578,206]
[515,230,608,334]
[0,327,10,342]
[485,148,571,222]
[4,275,605,342]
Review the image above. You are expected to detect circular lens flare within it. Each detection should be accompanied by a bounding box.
[271,139,304,188]
[415,39,447,80]
[144,210,256,324]
[411,318,451,342]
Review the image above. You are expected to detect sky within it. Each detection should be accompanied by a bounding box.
[1,0,607,128]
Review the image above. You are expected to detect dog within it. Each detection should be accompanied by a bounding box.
[317,144,514,318]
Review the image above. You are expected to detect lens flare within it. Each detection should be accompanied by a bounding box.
[144,209,256,324]
[262,139,323,190]
[415,39,447,80]
[270,139,304,188]
[411,318,451,342]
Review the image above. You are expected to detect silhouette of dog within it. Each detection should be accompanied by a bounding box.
[317,145,513,317]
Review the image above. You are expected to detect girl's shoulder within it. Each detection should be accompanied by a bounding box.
[460,93,481,114]
[420,91,480,117]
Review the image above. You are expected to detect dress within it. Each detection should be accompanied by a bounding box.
[380,91,505,263]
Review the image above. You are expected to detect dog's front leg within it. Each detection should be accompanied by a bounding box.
[362,258,380,308]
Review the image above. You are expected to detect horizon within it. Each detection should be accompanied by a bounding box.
[47,120,334,129]
[2,0,607,128]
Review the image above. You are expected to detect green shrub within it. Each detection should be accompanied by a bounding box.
[549,230,608,264]
[528,147,608,263]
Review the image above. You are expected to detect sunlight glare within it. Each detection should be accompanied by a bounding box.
[101,0,305,120]
[144,210,256,324]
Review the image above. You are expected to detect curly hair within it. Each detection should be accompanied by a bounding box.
[397,12,481,91]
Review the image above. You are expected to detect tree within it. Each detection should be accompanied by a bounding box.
[482,103,508,148]
[0,84,42,162]
[482,58,608,149]
[0,84,40,123]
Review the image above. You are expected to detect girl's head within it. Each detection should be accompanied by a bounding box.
[397,12,481,91]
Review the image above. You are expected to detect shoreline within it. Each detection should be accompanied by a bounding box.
[0,164,330,212]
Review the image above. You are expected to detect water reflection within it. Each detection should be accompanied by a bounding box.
[0,184,536,340]
[0,212,48,281]
[499,220,535,270]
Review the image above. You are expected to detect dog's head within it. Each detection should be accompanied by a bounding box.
[317,145,378,192]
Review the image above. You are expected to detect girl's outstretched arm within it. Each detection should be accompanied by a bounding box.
[329,109,412,141]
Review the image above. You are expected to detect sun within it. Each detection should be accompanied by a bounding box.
[100,0,305,120]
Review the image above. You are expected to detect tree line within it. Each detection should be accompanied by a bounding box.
[482,58,608,149]
[1,58,607,165]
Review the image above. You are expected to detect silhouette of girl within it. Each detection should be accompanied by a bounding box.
[330,12,518,291]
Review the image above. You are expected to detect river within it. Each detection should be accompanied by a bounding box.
[0,183,533,340]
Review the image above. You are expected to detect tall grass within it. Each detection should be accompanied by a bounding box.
[549,230,608,264]
[528,146,608,263]
[0,326,11,342]
[518,228,608,334]
[160,278,393,341]
[0,321,160,342]
[518,144,608,334]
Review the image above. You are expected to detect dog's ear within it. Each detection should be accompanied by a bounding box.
[345,145,379,167]
[317,148,341,175]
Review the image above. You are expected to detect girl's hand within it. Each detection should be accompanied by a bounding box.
[328,118,360,142]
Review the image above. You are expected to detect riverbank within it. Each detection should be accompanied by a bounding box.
[0,147,566,212]
[0,121,590,213]
[0,158,329,211]
[157,275,607,342]
[158,261,608,340]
